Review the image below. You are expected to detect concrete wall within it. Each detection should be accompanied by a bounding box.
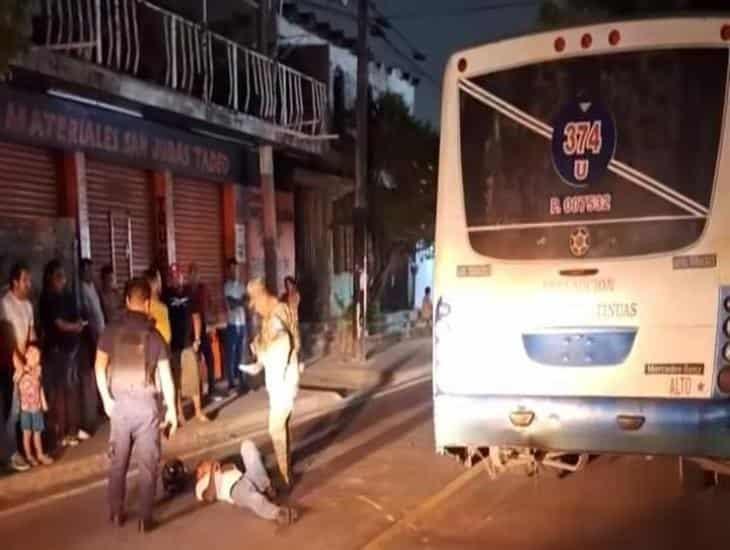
[237,186,295,296]
[0,217,77,306]
[278,18,416,113]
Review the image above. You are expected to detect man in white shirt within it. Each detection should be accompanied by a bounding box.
[223,259,248,394]
[0,262,34,472]
[195,439,297,526]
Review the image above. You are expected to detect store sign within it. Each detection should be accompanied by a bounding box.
[551,99,616,188]
[0,86,246,182]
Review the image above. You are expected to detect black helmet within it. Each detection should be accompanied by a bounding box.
[162,458,188,496]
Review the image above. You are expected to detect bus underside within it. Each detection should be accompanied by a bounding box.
[434,392,730,477]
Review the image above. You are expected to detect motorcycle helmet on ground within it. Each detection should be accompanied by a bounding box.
[162,458,188,496]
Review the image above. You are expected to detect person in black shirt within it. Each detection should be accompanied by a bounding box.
[163,263,208,426]
[39,260,86,449]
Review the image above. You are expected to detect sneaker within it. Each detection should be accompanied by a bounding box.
[77,430,91,441]
[62,436,80,448]
[9,453,31,472]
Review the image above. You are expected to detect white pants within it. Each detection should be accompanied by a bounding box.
[265,361,299,485]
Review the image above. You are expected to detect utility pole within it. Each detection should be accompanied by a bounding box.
[353,0,368,361]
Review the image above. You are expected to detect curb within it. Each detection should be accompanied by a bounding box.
[0,369,432,518]
[0,389,341,507]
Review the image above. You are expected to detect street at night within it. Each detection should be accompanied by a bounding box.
[2,1,730,549]
[3,341,730,550]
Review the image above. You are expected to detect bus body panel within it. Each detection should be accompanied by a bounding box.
[433,17,730,457]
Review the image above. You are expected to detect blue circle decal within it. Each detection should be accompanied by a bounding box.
[551,99,616,188]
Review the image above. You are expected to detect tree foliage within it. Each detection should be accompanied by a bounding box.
[368,92,438,252]
[0,0,30,77]
[539,0,729,27]
[366,92,438,304]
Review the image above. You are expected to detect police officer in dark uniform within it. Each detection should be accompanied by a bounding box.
[94,277,178,533]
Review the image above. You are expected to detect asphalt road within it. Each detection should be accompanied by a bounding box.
[3,378,730,550]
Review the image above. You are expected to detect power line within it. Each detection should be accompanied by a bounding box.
[367,2,426,62]
[290,0,440,88]
[384,0,541,20]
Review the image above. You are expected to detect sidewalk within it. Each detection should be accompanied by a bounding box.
[0,336,432,511]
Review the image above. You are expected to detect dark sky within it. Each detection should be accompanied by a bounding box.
[295,0,542,126]
[375,0,542,125]
[166,1,543,126]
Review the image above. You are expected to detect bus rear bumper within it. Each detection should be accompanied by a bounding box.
[434,393,730,459]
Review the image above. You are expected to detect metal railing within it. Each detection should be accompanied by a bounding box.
[37,0,329,137]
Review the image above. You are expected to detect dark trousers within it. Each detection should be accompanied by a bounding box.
[78,333,100,432]
[0,370,19,462]
[108,394,160,521]
[44,348,81,447]
[200,330,216,393]
[225,324,248,390]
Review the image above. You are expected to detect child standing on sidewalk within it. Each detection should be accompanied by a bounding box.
[17,343,53,466]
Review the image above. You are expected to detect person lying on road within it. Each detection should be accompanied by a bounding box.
[194,439,299,526]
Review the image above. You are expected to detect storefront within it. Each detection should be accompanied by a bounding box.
[86,160,153,289]
[0,140,59,222]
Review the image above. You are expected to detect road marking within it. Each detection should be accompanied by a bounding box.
[360,463,488,550]
[360,463,532,550]
[0,372,432,519]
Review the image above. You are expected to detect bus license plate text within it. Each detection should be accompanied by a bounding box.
[549,193,612,216]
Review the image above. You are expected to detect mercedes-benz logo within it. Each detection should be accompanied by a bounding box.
[569,227,591,257]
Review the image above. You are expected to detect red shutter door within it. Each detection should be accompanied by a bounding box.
[86,160,153,289]
[0,142,58,220]
[173,178,225,317]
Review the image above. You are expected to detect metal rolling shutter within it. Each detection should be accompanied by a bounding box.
[173,178,225,315]
[0,142,58,220]
[86,160,153,289]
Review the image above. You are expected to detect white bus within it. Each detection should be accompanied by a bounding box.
[433,18,730,475]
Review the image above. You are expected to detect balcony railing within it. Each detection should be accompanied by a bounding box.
[35,0,329,138]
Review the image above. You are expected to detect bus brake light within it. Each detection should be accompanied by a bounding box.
[718,367,730,393]
[609,30,621,46]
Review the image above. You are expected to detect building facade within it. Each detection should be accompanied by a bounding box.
[0,0,329,374]
[274,2,420,326]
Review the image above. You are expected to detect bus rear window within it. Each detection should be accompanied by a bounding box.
[459,48,727,260]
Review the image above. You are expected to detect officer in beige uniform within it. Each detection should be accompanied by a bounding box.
[95,278,178,533]
[245,279,299,489]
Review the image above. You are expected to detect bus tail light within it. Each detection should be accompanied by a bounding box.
[718,367,730,393]
[716,287,730,394]
[722,24,730,42]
